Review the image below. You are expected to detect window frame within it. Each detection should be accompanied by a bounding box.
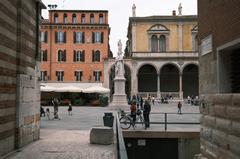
[56,71,64,81]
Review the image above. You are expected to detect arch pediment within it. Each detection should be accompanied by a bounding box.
[148,24,169,31]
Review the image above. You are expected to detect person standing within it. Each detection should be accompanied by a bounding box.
[140,96,143,110]
[152,96,155,106]
[177,101,182,114]
[68,102,72,116]
[130,101,137,126]
[143,100,151,129]
[46,108,51,120]
[52,98,60,120]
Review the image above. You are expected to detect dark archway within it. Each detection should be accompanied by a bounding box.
[160,64,179,93]
[182,64,199,98]
[109,64,131,100]
[138,64,157,92]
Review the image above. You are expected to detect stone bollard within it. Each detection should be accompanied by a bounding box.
[90,127,114,145]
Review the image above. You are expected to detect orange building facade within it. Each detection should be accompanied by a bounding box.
[40,10,110,83]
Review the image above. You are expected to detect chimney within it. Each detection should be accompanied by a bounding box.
[172,10,176,16]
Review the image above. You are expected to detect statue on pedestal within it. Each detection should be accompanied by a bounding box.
[178,3,182,16]
[132,4,136,17]
[115,40,124,77]
[110,39,128,107]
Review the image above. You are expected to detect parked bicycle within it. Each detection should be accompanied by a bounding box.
[119,109,144,129]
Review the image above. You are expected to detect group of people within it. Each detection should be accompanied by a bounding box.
[40,98,73,120]
[130,95,152,129]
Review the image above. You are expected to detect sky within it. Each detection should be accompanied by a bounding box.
[41,0,197,57]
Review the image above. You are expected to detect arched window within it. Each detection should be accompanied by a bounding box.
[81,14,85,24]
[92,50,100,62]
[54,13,58,23]
[90,14,94,24]
[159,35,166,52]
[58,50,66,62]
[63,13,67,23]
[72,14,77,23]
[99,14,104,24]
[151,35,158,52]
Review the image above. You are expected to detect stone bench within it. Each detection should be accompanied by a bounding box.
[90,127,114,145]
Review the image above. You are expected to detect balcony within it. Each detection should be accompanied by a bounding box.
[132,51,199,58]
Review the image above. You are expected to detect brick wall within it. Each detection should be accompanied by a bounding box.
[198,1,240,158]
[0,0,18,156]
[0,0,44,157]
[200,94,240,158]
[40,10,110,83]
[198,0,240,52]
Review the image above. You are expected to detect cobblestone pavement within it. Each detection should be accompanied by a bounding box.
[5,101,200,159]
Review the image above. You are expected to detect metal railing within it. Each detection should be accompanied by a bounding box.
[119,112,200,131]
[116,113,128,159]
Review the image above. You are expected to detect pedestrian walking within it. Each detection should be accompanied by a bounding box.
[143,100,151,129]
[46,108,51,120]
[40,106,45,117]
[68,102,72,116]
[177,101,182,114]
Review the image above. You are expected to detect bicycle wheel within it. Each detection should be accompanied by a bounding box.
[119,116,131,129]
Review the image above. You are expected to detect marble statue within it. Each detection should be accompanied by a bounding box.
[115,40,124,77]
[178,3,182,15]
[132,4,136,17]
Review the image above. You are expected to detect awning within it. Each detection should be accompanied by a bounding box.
[83,85,110,94]
[40,83,109,94]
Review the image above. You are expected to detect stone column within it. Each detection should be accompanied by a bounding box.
[131,61,138,96]
[132,23,137,52]
[179,74,183,99]
[157,74,161,98]
[178,22,183,52]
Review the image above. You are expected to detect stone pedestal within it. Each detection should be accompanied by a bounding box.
[110,76,128,107]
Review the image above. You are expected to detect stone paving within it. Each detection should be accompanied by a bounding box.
[4,101,200,159]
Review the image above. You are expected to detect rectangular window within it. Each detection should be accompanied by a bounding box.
[55,31,66,43]
[99,17,104,24]
[40,31,48,43]
[56,71,64,81]
[75,71,83,81]
[93,32,103,43]
[95,32,101,43]
[40,71,47,81]
[64,16,67,23]
[74,32,85,43]
[73,50,85,62]
[72,17,77,23]
[93,71,101,82]
[40,50,47,61]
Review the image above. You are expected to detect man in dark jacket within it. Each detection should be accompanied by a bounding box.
[143,100,151,129]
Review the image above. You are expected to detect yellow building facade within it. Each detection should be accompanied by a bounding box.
[104,11,199,99]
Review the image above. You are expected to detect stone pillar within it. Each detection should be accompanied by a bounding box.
[178,22,183,52]
[131,61,138,96]
[157,74,161,98]
[132,23,137,52]
[110,76,128,107]
[179,74,183,99]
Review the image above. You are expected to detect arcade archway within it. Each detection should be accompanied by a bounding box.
[182,64,199,98]
[138,64,157,92]
[160,64,179,96]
